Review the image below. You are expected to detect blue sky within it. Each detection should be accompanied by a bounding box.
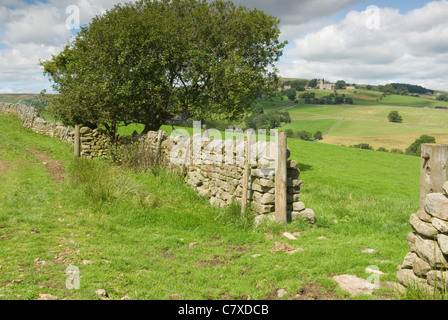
[0,0,447,93]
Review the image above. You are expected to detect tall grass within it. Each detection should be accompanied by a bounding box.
[68,158,140,204]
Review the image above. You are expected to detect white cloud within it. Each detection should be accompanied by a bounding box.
[1,0,448,92]
[0,0,134,92]
[279,1,448,90]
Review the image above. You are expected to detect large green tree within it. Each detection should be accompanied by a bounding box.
[41,0,286,137]
[335,80,346,90]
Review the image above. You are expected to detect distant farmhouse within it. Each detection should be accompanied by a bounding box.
[318,80,334,91]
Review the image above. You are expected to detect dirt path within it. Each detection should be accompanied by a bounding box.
[26,149,65,183]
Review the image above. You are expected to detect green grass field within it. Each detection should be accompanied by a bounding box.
[253,96,297,112]
[286,104,448,126]
[0,113,423,300]
[327,120,448,137]
[279,119,339,134]
[378,95,448,108]
[278,103,448,150]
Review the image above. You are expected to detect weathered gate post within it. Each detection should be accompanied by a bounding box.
[241,131,252,214]
[275,131,287,223]
[419,144,448,210]
[74,124,80,157]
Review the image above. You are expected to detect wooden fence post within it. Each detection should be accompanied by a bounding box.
[275,131,287,223]
[74,124,80,158]
[420,143,448,210]
[241,131,252,214]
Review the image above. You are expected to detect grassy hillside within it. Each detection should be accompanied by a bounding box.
[0,94,39,104]
[278,101,448,151]
[378,95,448,108]
[279,119,339,134]
[0,113,422,300]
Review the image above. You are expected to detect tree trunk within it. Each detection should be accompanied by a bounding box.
[141,123,164,135]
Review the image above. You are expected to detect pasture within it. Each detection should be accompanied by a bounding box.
[0,113,421,300]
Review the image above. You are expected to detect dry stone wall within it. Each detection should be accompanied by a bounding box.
[397,183,448,292]
[0,102,113,159]
[140,132,315,222]
[0,102,74,143]
[0,102,315,222]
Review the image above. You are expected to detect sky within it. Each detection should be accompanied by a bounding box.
[0,0,447,93]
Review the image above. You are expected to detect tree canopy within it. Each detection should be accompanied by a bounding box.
[335,80,346,90]
[388,110,402,123]
[41,0,286,137]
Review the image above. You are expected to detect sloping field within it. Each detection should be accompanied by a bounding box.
[327,120,448,137]
[0,113,421,300]
[287,104,448,126]
[281,103,448,150]
[0,94,38,104]
[378,95,448,108]
[280,119,339,134]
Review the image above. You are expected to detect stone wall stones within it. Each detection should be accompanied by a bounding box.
[397,183,448,293]
[138,130,314,222]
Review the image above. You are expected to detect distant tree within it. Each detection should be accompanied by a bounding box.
[366,85,373,90]
[308,79,318,88]
[294,130,312,141]
[245,110,290,130]
[334,95,344,104]
[245,116,257,130]
[380,84,396,95]
[345,97,354,104]
[352,143,373,150]
[391,83,433,94]
[284,129,294,137]
[335,80,347,90]
[390,148,403,154]
[290,79,307,91]
[377,147,388,152]
[251,104,264,114]
[284,88,297,101]
[279,111,291,123]
[396,86,409,96]
[300,92,315,99]
[406,135,436,156]
[388,111,403,123]
[437,94,448,102]
[313,131,323,140]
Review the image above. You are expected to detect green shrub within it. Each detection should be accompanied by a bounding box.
[377,147,389,152]
[294,130,313,141]
[313,131,323,140]
[352,143,373,150]
[244,110,291,130]
[388,110,403,123]
[284,129,294,138]
[406,135,436,156]
[390,148,403,154]
[251,104,264,114]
